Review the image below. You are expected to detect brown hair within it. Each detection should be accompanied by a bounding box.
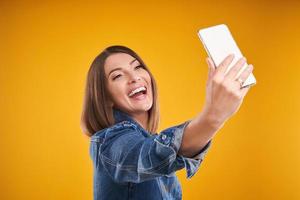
[80,45,160,137]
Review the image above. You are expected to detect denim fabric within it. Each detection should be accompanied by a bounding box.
[89,108,212,200]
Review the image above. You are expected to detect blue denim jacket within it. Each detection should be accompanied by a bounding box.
[89,108,212,200]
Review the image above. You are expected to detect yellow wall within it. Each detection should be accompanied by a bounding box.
[1,0,300,199]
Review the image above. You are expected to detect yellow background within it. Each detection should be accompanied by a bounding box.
[1,0,300,199]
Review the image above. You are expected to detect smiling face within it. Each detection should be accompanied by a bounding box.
[104,53,153,116]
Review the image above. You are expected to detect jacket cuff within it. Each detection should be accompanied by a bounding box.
[155,119,191,153]
[180,139,212,179]
[172,119,212,179]
[155,119,212,178]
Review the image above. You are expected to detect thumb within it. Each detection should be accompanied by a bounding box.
[206,57,215,79]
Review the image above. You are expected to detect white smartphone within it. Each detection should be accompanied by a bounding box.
[198,24,256,88]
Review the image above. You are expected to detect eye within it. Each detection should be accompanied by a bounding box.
[112,74,122,80]
[135,65,144,69]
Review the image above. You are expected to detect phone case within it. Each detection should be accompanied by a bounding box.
[198,24,256,88]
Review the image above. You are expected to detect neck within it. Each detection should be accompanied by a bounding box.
[131,111,148,130]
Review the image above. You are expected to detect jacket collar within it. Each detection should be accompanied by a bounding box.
[113,107,151,133]
[113,107,138,124]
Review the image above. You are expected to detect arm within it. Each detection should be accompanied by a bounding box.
[94,120,211,183]
[178,109,224,158]
[179,55,254,158]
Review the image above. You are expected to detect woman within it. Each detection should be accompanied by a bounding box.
[80,45,253,199]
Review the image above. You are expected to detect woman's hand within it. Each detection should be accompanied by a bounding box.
[178,55,254,157]
[202,54,254,125]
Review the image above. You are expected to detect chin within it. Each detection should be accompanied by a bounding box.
[136,104,152,112]
[131,102,153,113]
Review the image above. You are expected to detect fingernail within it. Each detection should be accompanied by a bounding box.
[248,64,253,70]
[206,57,209,63]
[206,57,212,66]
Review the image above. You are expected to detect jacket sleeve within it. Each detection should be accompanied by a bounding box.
[98,120,212,183]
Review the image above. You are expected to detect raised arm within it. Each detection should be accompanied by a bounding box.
[179,54,254,157]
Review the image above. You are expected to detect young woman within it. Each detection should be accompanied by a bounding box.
[80,45,253,200]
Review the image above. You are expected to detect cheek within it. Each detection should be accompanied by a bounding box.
[143,71,152,84]
[145,74,152,89]
[108,82,127,99]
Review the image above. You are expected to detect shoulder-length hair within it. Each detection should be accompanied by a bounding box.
[80,45,160,137]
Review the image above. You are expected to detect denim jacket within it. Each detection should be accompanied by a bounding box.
[89,108,212,200]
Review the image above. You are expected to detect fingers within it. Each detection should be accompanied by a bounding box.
[239,84,250,98]
[206,57,215,68]
[236,64,253,88]
[217,54,235,75]
[206,57,215,79]
[239,64,253,83]
[237,64,254,97]
[225,57,247,80]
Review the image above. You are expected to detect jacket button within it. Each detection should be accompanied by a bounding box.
[162,135,167,140]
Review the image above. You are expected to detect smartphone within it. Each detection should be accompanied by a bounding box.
[198,24,256,88]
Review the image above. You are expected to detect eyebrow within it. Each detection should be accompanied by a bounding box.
[108,58,138,78]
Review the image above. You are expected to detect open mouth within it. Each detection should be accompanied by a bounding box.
[128,86,147,98]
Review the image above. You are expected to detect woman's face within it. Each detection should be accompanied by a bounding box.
[104,53,153,115]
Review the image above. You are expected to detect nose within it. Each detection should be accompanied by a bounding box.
[128,73,141,83]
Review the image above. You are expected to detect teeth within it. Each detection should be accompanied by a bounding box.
[129,86,146,97]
